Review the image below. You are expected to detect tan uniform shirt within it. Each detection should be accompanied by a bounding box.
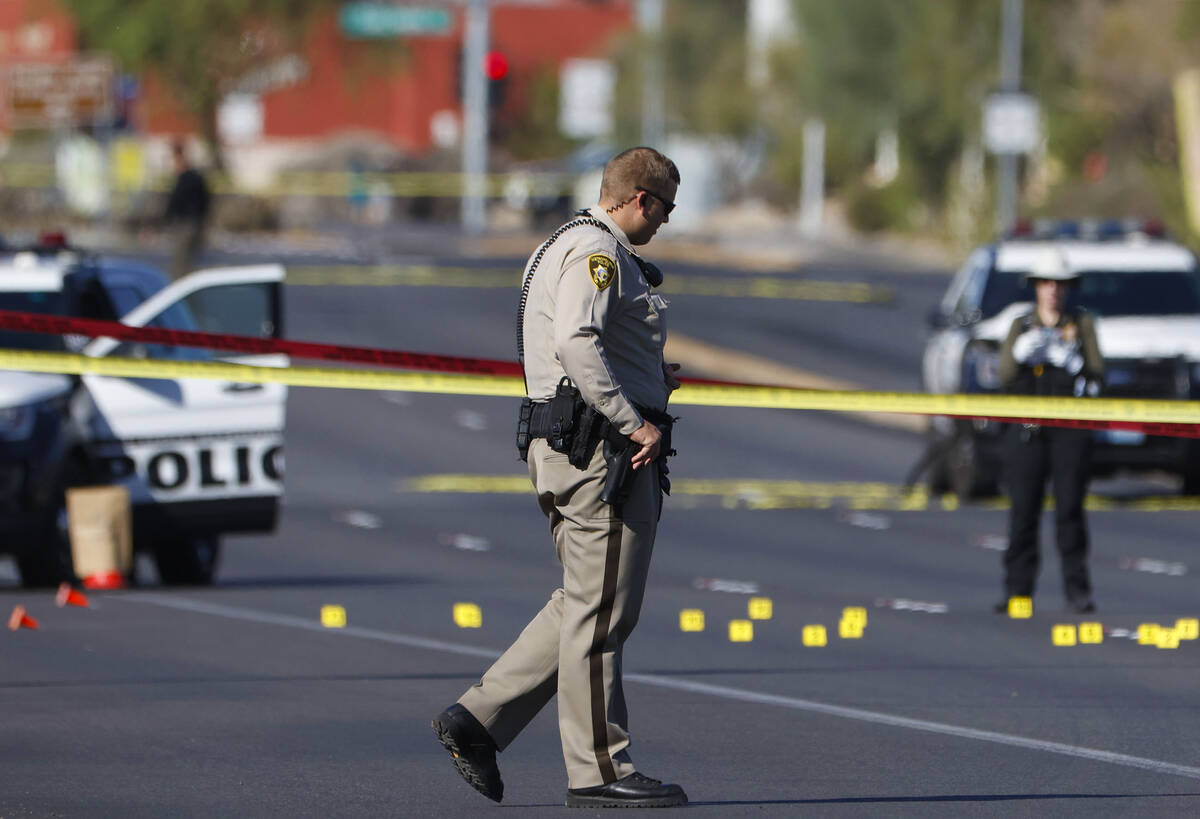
[521,206,670,436]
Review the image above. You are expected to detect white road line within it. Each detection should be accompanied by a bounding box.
[117,593,1200,783]
[119,593,500,660]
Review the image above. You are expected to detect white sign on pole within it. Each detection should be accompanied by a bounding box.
[217,93,264,145]
[983,92,1040,155]
[559,59,615,140]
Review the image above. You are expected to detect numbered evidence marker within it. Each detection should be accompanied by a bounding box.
[320,605,347,628]
[802,624,828,647]
[453,602,482,629]
[1138,623,1161,645]
[1007,596,1033,619]
[747,597,773,620]
[838,618,864,639]
[1051,624,1077,646]
[1078,622,1104,644]
[1156,628,1180,650]
[1175,618,1199,641]
[842,606,868,628]
[728,619,754,642]
[679,609,705,632]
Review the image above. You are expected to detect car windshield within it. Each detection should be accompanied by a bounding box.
[980,269,1200,318]
[0,290,67,351]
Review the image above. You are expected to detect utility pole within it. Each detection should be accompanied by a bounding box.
[637,0,664,147]
[799,118,825,239]
[461,0,489,235]
[995,0,1023,233]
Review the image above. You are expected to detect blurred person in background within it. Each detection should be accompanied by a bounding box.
[163,139,211,280]
[996,248,1105,615]
[432,147,687,809]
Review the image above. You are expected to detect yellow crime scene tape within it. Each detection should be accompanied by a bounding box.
[0,164,570,198]
[3,348,1200,426]
[286,265,893,304]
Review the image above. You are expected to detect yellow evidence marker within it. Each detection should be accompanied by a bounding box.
[1137,623,1160,645]
[320,605,347,628]
[1156,628,1180,650]
[729,620,754,642]
[1007,597,1033,618]
[1078,622,1104,644]
[1051,624,1077,646]
[838,618,864,639]
[1175,618,1199,640]
[802,625,828,647]
[453,603,482,629]
[680,609,705,632]
[842,606,868,628]
[748,597,773,620]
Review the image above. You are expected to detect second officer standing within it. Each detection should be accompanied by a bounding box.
[997,248,1105,614]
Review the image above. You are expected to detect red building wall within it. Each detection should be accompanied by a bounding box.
[144,1,634,155]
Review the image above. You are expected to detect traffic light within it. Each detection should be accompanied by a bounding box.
[483,50,507,110]
[456,49,508,110]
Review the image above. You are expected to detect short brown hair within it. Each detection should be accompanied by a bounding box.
[600,146,679,203]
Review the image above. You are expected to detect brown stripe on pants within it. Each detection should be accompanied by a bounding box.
[457,438,660,789]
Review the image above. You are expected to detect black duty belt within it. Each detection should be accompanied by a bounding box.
[527,401,671,441]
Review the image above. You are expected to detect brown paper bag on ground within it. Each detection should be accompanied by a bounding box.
[67,486,132,583]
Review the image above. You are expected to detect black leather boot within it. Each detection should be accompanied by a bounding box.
[431,704,503,803]
[566,772,687,808]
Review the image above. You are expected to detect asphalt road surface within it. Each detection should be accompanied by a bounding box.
[3,235,1199,817]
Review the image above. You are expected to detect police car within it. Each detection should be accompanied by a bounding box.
[921,220,1200,498]
[0,236,286,587]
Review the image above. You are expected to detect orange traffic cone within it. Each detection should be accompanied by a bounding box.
[81,571,126,590]
[8,605,39,631]
[56,582,90,608]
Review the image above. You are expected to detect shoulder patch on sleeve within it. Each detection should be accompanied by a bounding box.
[587,253,617,291]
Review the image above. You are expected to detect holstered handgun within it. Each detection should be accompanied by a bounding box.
[600,437,636,505]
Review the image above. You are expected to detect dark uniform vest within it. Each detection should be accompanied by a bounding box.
[1006,310,1088,397]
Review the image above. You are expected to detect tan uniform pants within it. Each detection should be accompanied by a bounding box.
[458,437,662,788]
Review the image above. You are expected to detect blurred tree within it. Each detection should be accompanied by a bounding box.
[783,0,999,208]
[58,0,341,167]
[610,1,756,144]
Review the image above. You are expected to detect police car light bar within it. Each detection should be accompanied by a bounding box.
[1003,219,1168,242]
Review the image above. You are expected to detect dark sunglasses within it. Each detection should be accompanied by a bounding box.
[636,186,675,216]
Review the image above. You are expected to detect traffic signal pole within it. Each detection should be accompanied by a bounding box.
[995,0,1023,233]
[637,0,665,148]
[461,0,489,235]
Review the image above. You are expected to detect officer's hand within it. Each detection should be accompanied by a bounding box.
[629,420,662,470]
[663,362,682,391]
[1011,329,1047,364]
[1047,345,1083,374]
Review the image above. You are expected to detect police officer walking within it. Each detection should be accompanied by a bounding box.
[996,248,1105,614]
[433,147,687,808]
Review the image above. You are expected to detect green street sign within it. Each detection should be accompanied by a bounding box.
[339,3,452,38]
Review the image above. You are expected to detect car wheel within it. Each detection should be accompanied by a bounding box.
[949,432,1000,500]
[923,433,952,494]
[16,474,80,588]
[154,535,221,586]
[1182,470,1200,496]
[15,511,74,588]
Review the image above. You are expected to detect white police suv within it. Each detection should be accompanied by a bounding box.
[0,237,286,586]
[921,220,1200,498]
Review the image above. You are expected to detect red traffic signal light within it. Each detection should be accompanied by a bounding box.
[483,51,508,81]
